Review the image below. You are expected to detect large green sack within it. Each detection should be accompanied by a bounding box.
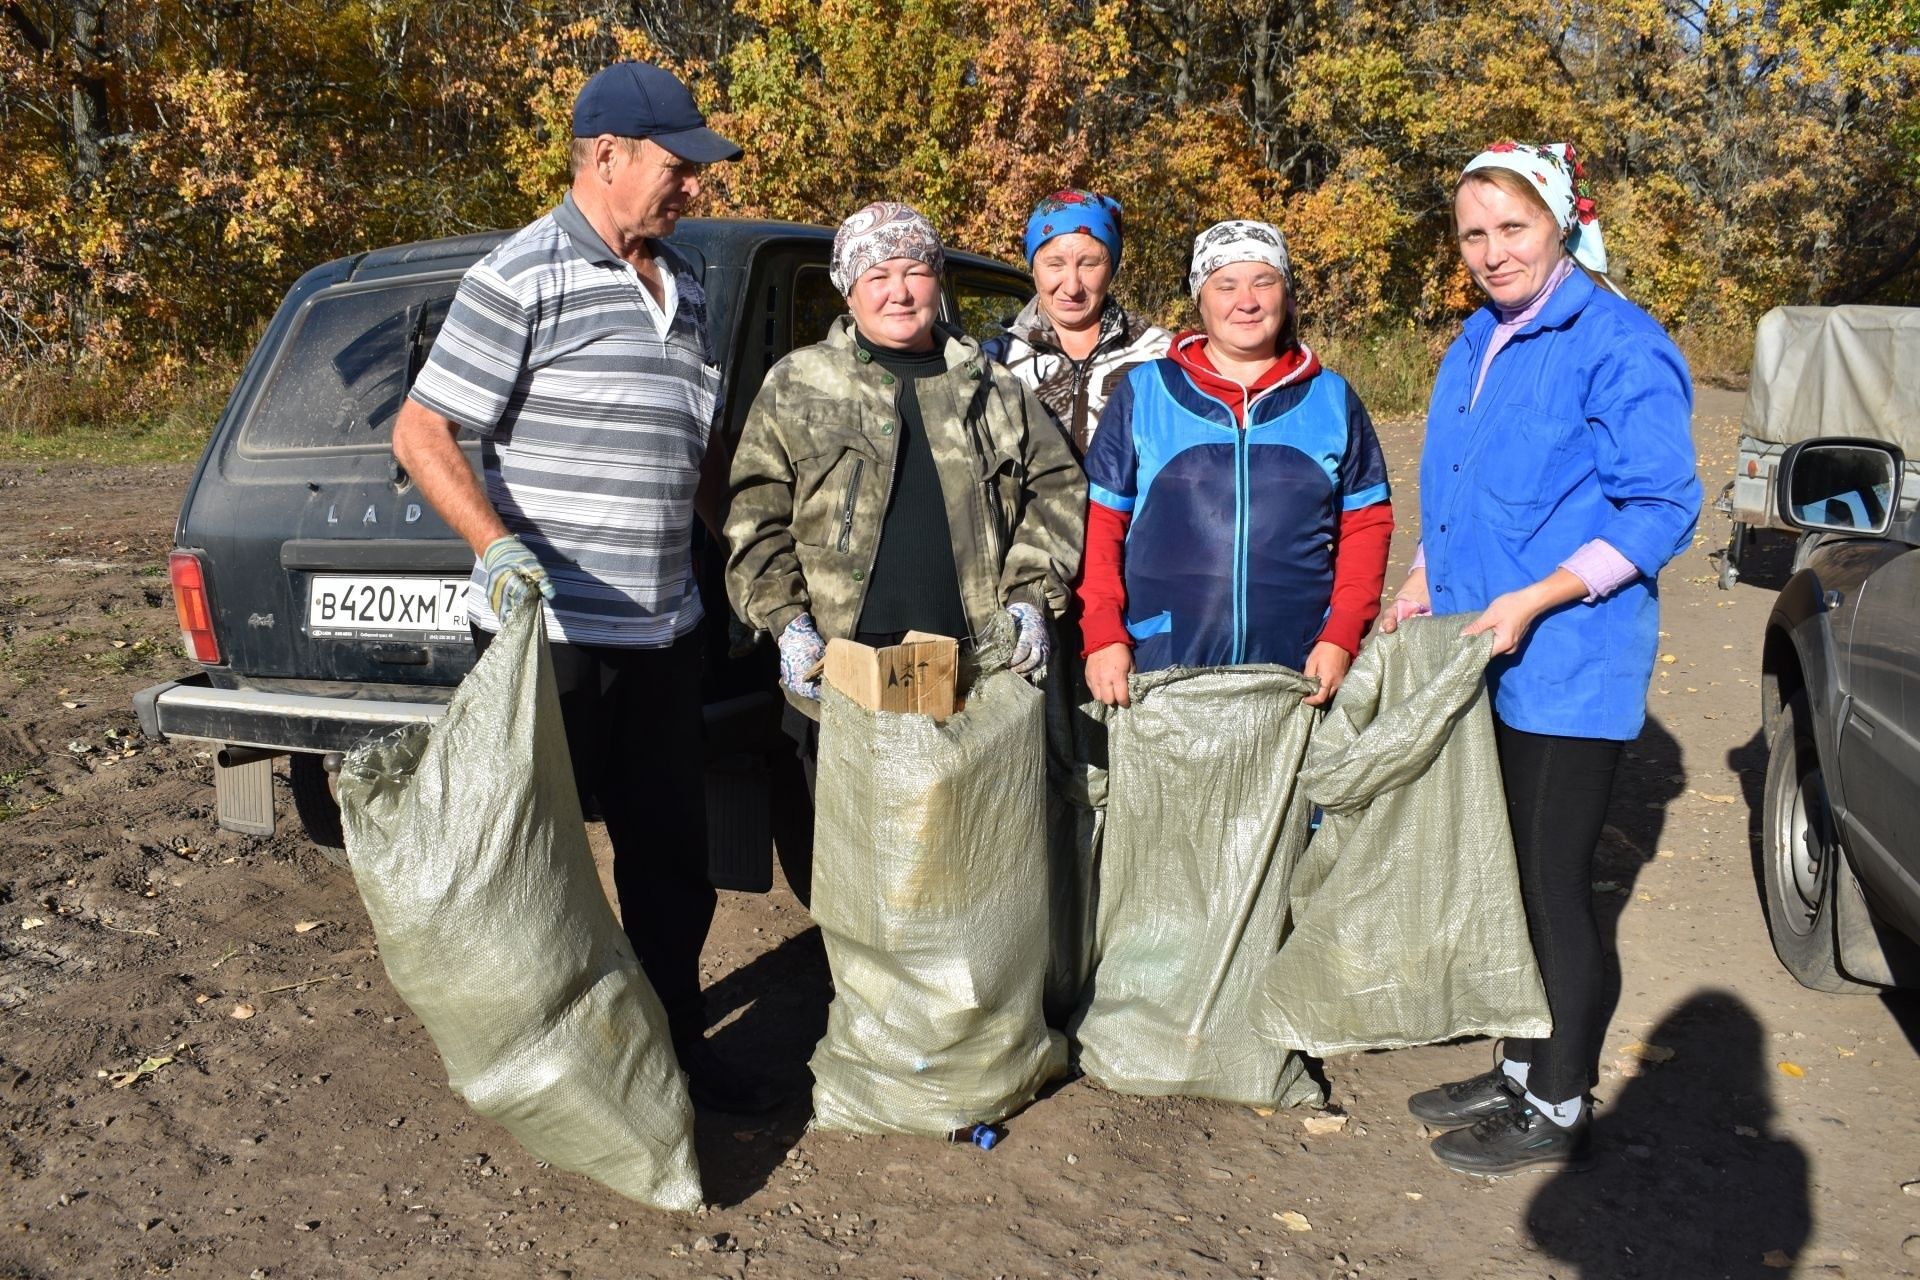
[1251,617,1552,1056]
[1071,665,1324,1110]
[335,606,702,1212]
[1041,643,1110,1026]
[810,644,1068,1137]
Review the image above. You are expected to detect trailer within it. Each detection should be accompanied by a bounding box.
[1717,305,1920,588]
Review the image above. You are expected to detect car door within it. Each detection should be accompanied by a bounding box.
[1837,541,1920,911]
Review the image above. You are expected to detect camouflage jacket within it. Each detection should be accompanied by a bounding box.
[725,316,1085,679]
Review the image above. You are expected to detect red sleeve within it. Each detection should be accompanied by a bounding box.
[1076,501,1132,655]
[1316,500,1393,656]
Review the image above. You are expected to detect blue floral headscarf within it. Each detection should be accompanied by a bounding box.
[1023,189,1124,268]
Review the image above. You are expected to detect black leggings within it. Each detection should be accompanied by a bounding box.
[1494,718,1623,1104]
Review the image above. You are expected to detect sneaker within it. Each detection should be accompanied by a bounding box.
[673,1034,781,1115]
[1407,1066,1521,1129]
[1429,1099,1594,1177]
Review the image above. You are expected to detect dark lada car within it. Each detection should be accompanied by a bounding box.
[1761,438,1920,991]
[134,218,1032,886]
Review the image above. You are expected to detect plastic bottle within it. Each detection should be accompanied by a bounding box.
[949,1123,999,1149]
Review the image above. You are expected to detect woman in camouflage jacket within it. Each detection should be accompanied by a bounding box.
[724,203,1086,730]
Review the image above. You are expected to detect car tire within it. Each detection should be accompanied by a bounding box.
[289,752,345,854]
[1760,691,1875,993]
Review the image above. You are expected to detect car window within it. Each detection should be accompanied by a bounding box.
[241,281,454,454]
[948,270,1030,344]
[792,265,843,348]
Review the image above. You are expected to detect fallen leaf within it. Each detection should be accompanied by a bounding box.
[230,1002,256,1020]
[20,917,46,931]
[1273,1211,1312,1232]
[293,921,323,935]
[1404,1192,1423,1201]
[1621,1041,1677,1063]
[1693,790,1738,804]
[1250,1106,1275,1117]
[1762,1250,1793,1268]
[1302,1114,1349,1136]
[107,1055,173,1089]
[1660,653,1678,664]
[194,994,210,1005]
[61,701,80,709]
[1777,1061,1805,1078]
[110,639,127,649]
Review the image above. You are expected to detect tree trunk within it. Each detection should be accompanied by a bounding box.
[69,0,108,193]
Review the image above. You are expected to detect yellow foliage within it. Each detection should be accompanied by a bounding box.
[0,0,1915,380]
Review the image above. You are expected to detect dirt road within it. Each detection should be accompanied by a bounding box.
[3,390,1917,1280]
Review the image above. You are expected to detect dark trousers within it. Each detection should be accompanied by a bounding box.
[1494,717,1623,1105]
[472,624,713,1034]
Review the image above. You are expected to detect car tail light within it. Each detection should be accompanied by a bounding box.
[169,551,221,665]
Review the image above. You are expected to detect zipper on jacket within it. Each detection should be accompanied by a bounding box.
[836,458,865,553]
[1232,413,1251,664]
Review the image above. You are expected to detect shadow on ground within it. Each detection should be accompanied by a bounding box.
[1526,988,1809,1279]
[1593,715,1687,1053]
[693,925,832,1205]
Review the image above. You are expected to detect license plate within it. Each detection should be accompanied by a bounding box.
[307,576,469,641]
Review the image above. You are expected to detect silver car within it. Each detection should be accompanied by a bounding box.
[1761,438,1920,990]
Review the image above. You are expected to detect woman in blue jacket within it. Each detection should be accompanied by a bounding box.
[1381,142,1700,1176]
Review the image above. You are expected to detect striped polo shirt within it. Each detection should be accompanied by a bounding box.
[409,194,722,647]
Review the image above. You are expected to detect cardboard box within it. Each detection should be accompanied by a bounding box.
[823,631,960,721]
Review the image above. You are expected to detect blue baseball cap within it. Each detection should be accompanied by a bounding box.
[571,61,742,163]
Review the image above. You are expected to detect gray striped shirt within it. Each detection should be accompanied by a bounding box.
[410,195,721,647]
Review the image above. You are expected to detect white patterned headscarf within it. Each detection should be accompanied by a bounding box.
[1461,141,1610,274]
[830,202,945,296]
[1188,220,1291,296]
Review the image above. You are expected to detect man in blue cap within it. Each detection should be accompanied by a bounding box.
[393,63,767,1111]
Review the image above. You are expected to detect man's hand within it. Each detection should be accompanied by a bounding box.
[1302,640,1352,707]
[1006,602,1049,677]
[778,613,826,700]
[481,535,555,623]
[1085,642,1135,708]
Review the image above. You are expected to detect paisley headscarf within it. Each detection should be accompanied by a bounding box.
[829,202,945,296]
[1461,141,1610,274]
[1188,219,1291,296]
[1023,189,1124,267]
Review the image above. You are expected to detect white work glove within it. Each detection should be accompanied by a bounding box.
[1006,601,1049,677]
[778,613,826,700]
[480,535,555,624]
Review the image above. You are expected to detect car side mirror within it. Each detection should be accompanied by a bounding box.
[1777,438,1903,537]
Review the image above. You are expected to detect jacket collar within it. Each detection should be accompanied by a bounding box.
[1007,296,1140,357]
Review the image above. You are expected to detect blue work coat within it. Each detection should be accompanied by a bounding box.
[1420,270,1701,741]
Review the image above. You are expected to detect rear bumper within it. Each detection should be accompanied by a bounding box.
[134,676,786,758]
[134,675,449,754]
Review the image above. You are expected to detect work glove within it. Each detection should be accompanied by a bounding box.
[1006,601,1049,677]
[480,535,556,624]
[778,612,826,700]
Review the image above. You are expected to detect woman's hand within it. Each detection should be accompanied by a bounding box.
[1460,568,1587,657]
[1377,567,1431,635]
[1085,642,1135,708]
[1302,640,1352,707]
